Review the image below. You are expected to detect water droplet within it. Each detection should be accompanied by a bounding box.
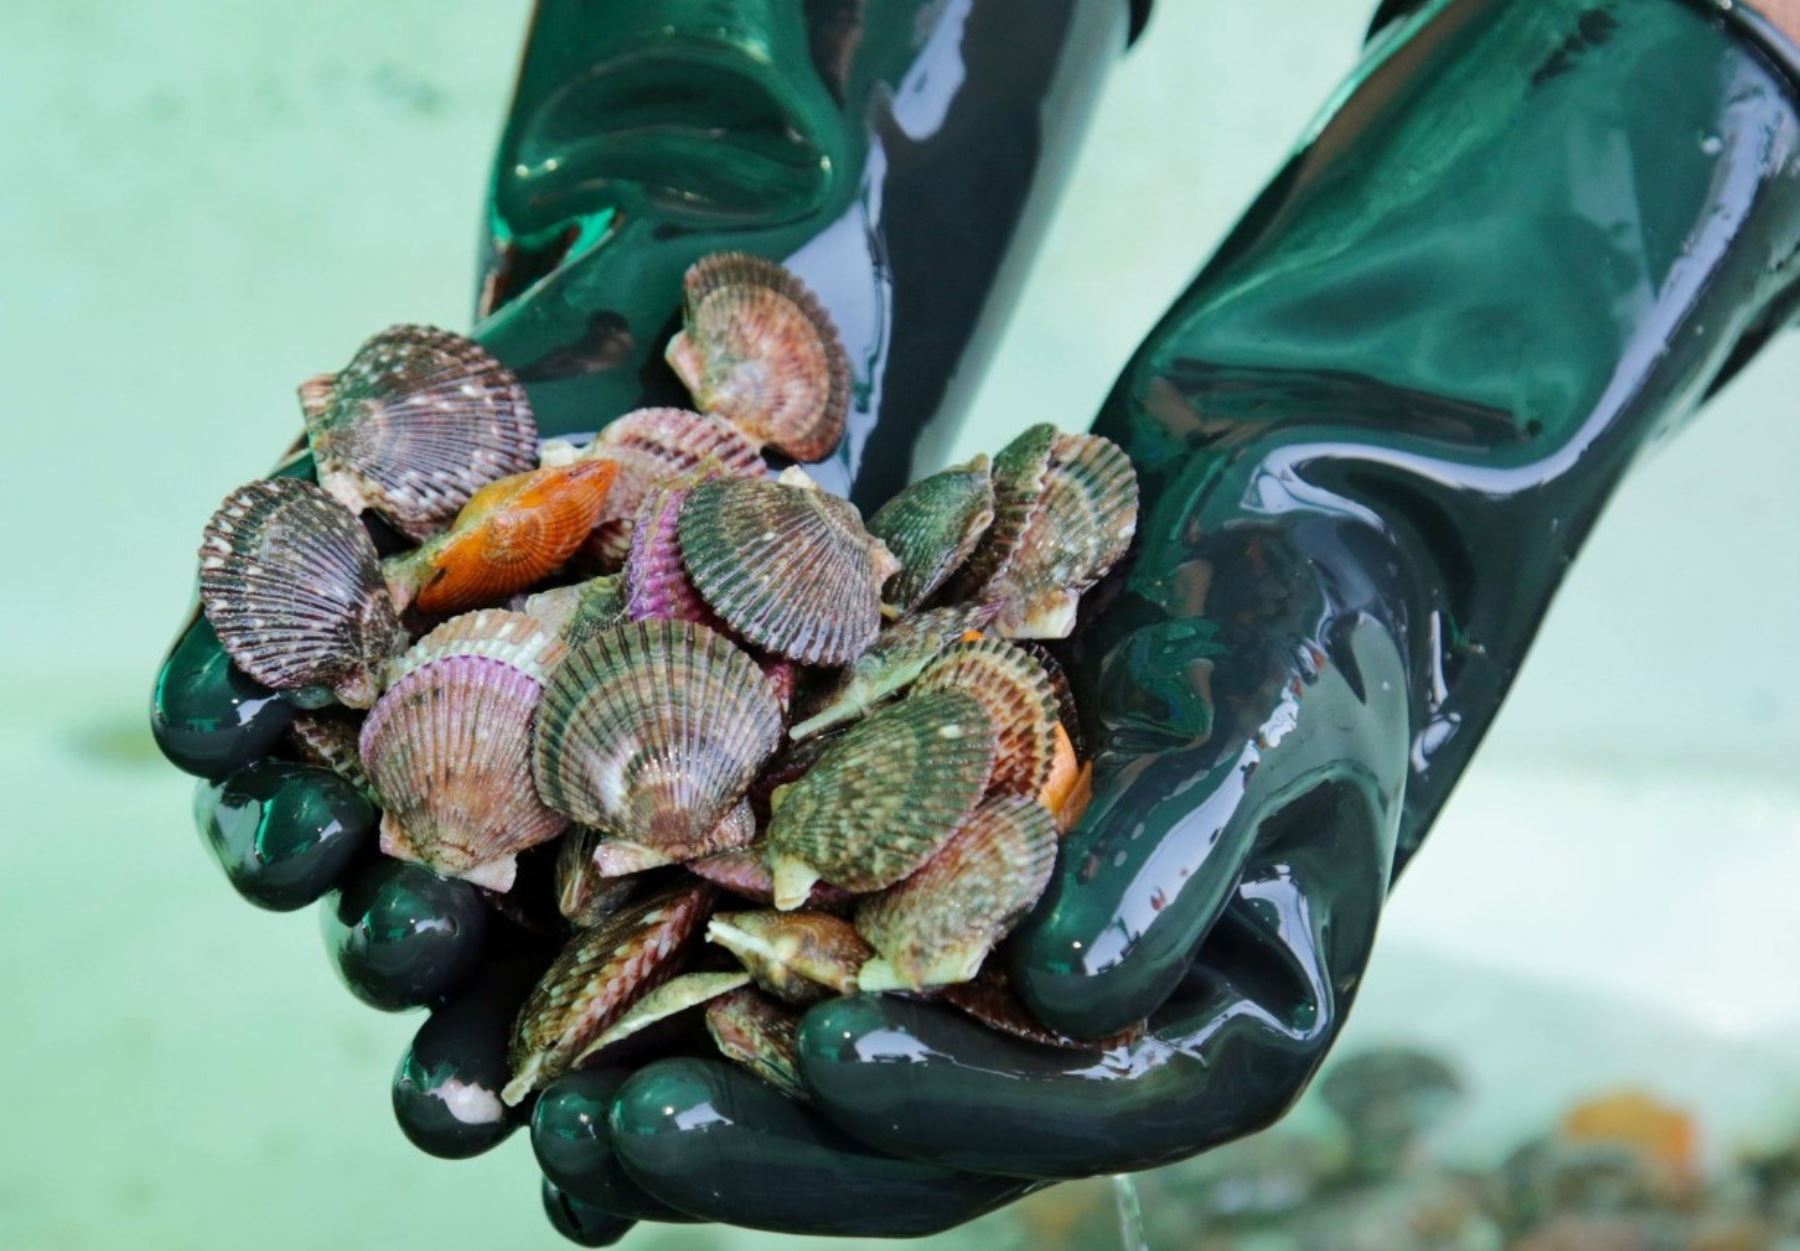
[1700,133,1724,156]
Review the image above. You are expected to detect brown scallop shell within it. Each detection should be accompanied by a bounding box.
[571,970,750,1067]
[937,967,1145,1052]
[706,989,807,1100]
[706,910,870,1005]
[555,830,640,929]
[915,638,1060,798]
[587,800,758,876]
[665,253,851,462]
[685,847,857,912]
[301,325,538,541]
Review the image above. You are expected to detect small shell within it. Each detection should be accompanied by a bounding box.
[385,460,617,615]
[765,690,996,909]
[686,847,856,911]
[1038,723,1083,822]
[532,622,783,853]
[856,794,1058,991]
[678,476,897,665]
[665,253,850,462]
[285,711,377,803]
[302,325,538,541]
[571,970,751,1066]
[706,989,806,1100]
[706,910,870,1005]
[555,830,639,928]
[1016,640,1084,755]
[937,967,1144,1052]
[954,423,1057,598]
[915,638,1059,798]
[523,575,627,647]
[504,883,714,1104]
[399,609,567,684]
[589,800,758,876]
[624,485,721,628]
[985,433,1139,639]
[198,478,406,708]
[360,654,567,891]
[789,602,996,741]
[866,455,995,611]
[576,408,765,566]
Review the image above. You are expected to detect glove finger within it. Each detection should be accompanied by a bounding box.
[609,1057,1033,1236]
[532,1068,701,1224]
[153,614,297,778]
[541,1179,635,1248]
[194,760,375,912]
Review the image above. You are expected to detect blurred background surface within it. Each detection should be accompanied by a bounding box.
[2,2,1797,1248]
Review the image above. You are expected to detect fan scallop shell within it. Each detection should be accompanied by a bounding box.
[360,651,567,892]
[301,325,538,541]
[1016,640,1083,755]
[765,689,996,909]
[706,910,870,1005]
[504,882,714,1105]
[954,423,1058,599]
[198,477,406,709]
[384,460,618,615]
[588,799,758,876]
[624,484,722,628]
[665,253,851,463]
[856,794,1058,991]
[686,846,856,912]
[285,711,377,803]
[522,575,627,647]
[915,638,1060,798]
[984,432,1139,639]
[937,967,1144,1052]
[789,602,996,741]
[678,474,898,665]
[572,970,750,1067]
[866,455,995,612]
[399,609,567,683]
[706,989,806,1100]
[532,621,783,853]
[555,829,640,929]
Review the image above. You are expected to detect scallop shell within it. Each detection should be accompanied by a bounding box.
[504,882,713,1104]
[954,423,1057,598]
[665,253,850,462]
[523,575,627,647]
[588,800,758,876]
[624,485,722,628]
[302,325,538,541]
[866,455,995,611]
[678,475,898,665]
[788,603,995,740]
[198,478,406,708]
[1038,722,1082,820]
[915,638,1059,798]
[576,408,765,566]
[360,654,567,891]
[1017,640,1084,756]
[399,609,566,683]
[555,829,640,928]
[706,989,806,1100]
[765,689,996,909]
[937,967,1144,1052]
[285,711,377,803]
[985,433,1139,639]
[532,621,783,853]
[706,910,870,1005]
[686,847,856,912]
[856,794,1058,991]
[572,970,750,1066]
[384,460,617,615]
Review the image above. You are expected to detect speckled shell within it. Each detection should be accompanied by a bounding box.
[385,460,617,615]
[789,603,995,740]
[765,690,996,909]
[685,847,856,912]
[866,455,995,611]
[937,967,1143,1052]
[523,575,627,647]
[504,883,713,1104]
[624,485,721,628]
[706,989,806,1100]
[555,830,639,928]
[572,970,750,1066]
[399,609,566,683]
[285,712,376,802]
[198,478,406,709]
[679,475,898,665]
[954,423,1057,598]
[856,794,1057,991]
[576,408,765,566]
[589,800,758,876]
[532,621,783,852]
[360,654,567,891]
[915,638,1059,798]
[665,253,850,462]
[985,432,1139,639]
[706,910,870,1005]
[301,325,538,541]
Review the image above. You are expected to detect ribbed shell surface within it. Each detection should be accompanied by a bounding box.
[866,455,995,611]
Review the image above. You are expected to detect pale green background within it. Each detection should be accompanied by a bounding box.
[2,3,1797,1249]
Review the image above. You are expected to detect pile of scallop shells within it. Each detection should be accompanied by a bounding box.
[196,252,1138,1108]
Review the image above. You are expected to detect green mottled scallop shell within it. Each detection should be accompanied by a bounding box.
[789,602,995,740]
[915,638,1060,798]
[856,794,1058,991]
[522,575,627,647]
[866,454,995,611]
[765,690,996,909]
[532,621,782,853]
[954,422,1058,599]
[678,475,897,665]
